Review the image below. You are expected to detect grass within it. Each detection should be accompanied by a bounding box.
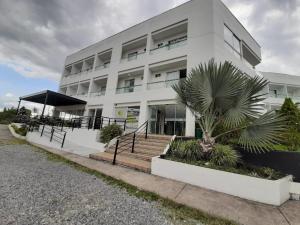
[25,143,236,225]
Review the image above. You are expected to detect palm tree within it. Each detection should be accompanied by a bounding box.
[173,59,285,153]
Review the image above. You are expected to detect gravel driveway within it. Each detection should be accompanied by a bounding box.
[0,126,172,225]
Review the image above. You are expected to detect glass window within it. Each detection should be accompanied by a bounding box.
[224,25,240,57]
[224,25,233,44]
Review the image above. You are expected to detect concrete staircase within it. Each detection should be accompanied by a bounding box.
[90,134,172,173]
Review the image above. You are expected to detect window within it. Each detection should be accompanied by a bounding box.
[224,25,241,58]
[124,79,135,93]
[155,73,161,78]
[179,69,187,79]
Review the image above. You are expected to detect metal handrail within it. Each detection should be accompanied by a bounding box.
[39,124,67,148]
[112,120,148,164]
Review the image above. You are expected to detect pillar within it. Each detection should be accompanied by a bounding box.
[185,107,195,136]
[41,91,48,118]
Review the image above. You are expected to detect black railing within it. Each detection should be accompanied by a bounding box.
[112,121,148,165]
[71,116,127,131]
[40,124,67,148]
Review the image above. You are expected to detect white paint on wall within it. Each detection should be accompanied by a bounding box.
[151,157,292,206]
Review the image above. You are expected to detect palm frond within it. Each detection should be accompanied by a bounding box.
[238,111,286,153]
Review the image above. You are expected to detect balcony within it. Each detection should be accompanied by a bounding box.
[120,51,146,63]
[150,37,187,54]
[116,84,142,94]
[95,49,112,71]
[95,62,110,71]
[150,20,188,55]
[121,35,147,63]
[147,78,181,90]
[90,77,107,97]
[90,89,106,97]
[268,92,287,99]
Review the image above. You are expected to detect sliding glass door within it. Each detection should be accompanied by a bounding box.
[149,104,186,136]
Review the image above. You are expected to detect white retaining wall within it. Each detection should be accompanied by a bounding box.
[151,157,292,206]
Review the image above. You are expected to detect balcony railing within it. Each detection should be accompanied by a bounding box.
[95,63,110,71]
[120,51,146,63]
[116,84,142,94]
[82,67,93,73]
[150,38,187,54]
[268,93,286,98]
[90,90,106,97]
[147,78,181,90]
[76,92,88,98]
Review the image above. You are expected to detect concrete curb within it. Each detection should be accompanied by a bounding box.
[8,124,26,140]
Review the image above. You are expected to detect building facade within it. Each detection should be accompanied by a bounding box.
[261,72,300,110]
[57,0,261,136]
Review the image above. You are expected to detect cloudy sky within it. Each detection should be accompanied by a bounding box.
[0,0,299,111]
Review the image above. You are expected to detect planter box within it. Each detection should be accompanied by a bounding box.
[8,124,26,140]
[151,157,292,206]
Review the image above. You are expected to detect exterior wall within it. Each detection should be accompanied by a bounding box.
[58,0,261,136]
[261,72,300,110]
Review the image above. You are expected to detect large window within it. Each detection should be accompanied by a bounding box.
[224,25,241,58]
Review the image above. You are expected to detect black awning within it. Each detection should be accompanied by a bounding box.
[20,90,86,106]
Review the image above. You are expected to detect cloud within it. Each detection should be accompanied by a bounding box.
[0,0,299,84]
[5,93,14,98]
[0,0,185,82]
[223,0,300,75]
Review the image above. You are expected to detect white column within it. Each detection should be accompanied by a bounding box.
[185,107,195,136]
[138,100,148,126]
[87,79,93,96]
[142,65,150,91]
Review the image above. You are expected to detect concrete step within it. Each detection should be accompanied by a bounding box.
[146,134,173,141]
[135,139,168,147]
[107,145,163,155]
[90,152,151,173]
[119,151,153,161]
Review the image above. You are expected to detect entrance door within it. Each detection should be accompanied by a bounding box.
[149,104,186,136]
[93,108,102,129]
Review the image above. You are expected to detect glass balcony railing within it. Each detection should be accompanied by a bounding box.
[89,90,106,97]
[76,92,88,98]
[116,84,142,94]
[268,93,287,98]
[147,78,181,90]
[120,51,146,63]
[95,63,110,71]
[82,67,93,73]
[150,38,187,54]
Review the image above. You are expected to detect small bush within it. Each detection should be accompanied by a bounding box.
[100,124,123,143]
[210,144,239,167]
[169,140,203,161]
[11,124,27,136]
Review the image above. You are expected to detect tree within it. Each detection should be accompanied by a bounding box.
[279,98,300,128]
[172,59,285,153]
[279,98,300,151]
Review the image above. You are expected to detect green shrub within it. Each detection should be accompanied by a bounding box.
[210,144,240,167]
[169,140,203,161]
[100,124,123,143]
[11,124,27,136]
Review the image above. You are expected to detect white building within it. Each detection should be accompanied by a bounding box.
[56,0,261,137]
[261,72,300,110]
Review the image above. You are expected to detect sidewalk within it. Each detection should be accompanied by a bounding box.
[29,141,300,225]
